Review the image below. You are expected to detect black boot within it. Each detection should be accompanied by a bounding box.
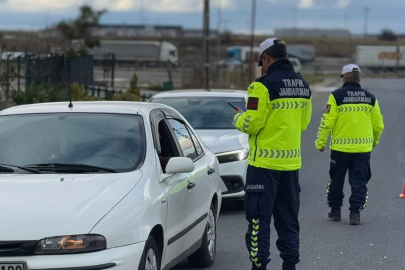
[282,262,296,270]
[350,211,361,225]
[328,208,341,221]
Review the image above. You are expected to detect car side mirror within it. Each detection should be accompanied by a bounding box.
[165,157,195,175]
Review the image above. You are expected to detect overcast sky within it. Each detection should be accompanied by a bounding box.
[0,0,404,34]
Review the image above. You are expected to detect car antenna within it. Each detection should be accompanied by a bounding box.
[68,85,73,108]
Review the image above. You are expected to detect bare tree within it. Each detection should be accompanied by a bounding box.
[57,5,106,57]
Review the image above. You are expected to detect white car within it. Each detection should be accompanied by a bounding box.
[0,101,222,270]
[150,90,249,208]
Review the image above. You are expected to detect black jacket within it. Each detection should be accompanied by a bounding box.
[256,59,311,101]
[332,82,376,106]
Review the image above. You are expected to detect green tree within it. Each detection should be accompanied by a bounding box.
[57,5,106,56]
[0,60,19,101]
[11,83,100,105]
[70,82,101,101]
[113,73,141,101]
[379,29,398,41]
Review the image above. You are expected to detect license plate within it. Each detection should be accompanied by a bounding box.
[0,263,25,270]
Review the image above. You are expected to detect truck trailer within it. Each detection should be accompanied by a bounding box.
[356,45,405,71]
[225,45,315,63]
[88,40,179,67]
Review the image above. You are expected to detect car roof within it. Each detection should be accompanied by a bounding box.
[0,101,173,116]
[152,89,247,99]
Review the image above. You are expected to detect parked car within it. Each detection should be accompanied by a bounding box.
[0,101,222,270]
[150,90,249,208]
[1,52,37,61]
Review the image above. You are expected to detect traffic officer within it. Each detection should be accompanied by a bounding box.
[233,38,312,270]
[315,64,384,225]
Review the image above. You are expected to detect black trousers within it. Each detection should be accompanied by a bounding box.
[328,150,372,212]
[244,165,300,269]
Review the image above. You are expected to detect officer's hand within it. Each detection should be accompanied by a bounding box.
[234,106,244,114]
[319,147,326,152]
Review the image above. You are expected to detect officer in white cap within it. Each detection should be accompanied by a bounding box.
[315,64,384,225]
[233,38,312,270]
[341,64,361,78]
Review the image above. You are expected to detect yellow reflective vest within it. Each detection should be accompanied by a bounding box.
[234,60,312,171]
[315,81,384,153]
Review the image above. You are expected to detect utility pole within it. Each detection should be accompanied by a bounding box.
[203,0,210,90]
[249,0,257,82]
[364,7,369,44]
[222,19,230,32]
[217,0,222,62]
[344,10,348,29]
[292,8,297,37]
[140,0,145,24]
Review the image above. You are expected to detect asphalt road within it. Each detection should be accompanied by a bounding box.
[174,78,405,270]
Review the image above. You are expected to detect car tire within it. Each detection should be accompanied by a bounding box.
[188,203,217,268]
[138,236,161,270]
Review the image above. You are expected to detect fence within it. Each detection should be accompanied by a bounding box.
[182,64,251,90]
[26,55,94,87]
[85,85,124,99]
[85,85,153,101]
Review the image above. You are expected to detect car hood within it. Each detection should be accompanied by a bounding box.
[0,171,143,241]
[196,129,249,153]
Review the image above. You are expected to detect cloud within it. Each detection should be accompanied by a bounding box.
[1,0,234,13]
[298,0,314,9]
[113,0,134,11]
[336,0,351,8]
[2,0,82,12]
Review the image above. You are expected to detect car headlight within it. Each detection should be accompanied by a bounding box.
[35,235,106,255]
[216,149,249,164]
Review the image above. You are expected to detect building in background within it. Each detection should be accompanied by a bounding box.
[275,28,351,38]
[92,25,183,38]
[182,29,219,38]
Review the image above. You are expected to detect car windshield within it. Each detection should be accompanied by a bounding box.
[0,113,145,173]
[152,96,246,129]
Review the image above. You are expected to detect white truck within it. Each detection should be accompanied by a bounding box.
[88,40,179,66]
[224,45,315,63]
[356,45,405,71]
[221,45,313,73]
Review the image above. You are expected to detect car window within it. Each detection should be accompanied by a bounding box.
[0,113,145,173]
[152,97,246,130]
[187,126,203,156]
[168,119,198,159]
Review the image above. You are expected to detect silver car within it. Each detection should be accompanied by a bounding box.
[151,90,249,208]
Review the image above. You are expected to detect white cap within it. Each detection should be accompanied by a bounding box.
[341,64,361,77]
[258,38,286,66]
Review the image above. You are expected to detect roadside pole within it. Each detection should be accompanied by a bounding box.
[249,0,257,82]
[203,0,210,90]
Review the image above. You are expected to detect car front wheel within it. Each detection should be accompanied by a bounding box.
[138,236,160,270]
[188,203,216,267]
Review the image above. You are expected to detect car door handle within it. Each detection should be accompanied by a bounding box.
[187,182,196,189]
[207,168,216,175]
